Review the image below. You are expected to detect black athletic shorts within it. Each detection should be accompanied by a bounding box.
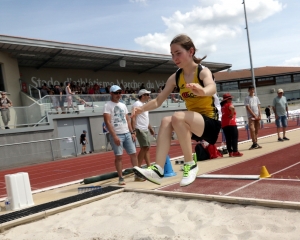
[191,115,221,145]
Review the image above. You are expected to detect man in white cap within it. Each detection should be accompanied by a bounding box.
[103,85,138,185]
[131,89,155,176]
[272,88,289,141]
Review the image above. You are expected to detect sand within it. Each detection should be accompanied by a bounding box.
[1,192,300,240]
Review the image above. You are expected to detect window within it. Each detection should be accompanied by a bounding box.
[216,83,221,92]
[257,77,274,86]
[239,79,252,89]
[221,82,238,91]
[293,74,300,82]
[275,75,291,84]
[0,64,4,91]
[284,90,300,101]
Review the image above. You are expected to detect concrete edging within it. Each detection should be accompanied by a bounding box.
[125,188,300,210]
[0,188,124,233]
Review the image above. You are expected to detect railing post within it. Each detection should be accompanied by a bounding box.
[152,126,158,143]
[73,136,78,157]
[49,139,55,161]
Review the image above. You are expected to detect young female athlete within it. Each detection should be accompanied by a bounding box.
[132,34,221,187]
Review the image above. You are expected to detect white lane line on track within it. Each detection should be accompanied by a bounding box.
[224,180,259,196]
[224,162,300,196]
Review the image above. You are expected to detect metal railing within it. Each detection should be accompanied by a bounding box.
[0,136,78,169]
[2,91,253,129]
[28,84,41,99]
[217,91,248,103]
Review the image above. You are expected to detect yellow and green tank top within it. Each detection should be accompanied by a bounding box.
[176,65,219,120]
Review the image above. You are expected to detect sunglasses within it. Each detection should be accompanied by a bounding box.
[143,94,150,96]
[112,91,122,95]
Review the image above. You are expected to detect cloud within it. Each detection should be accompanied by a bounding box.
[134,0,284,56]
[129,0,147,4]
[282,57,300,66]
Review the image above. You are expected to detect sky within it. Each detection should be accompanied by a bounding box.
[0,0,299,70]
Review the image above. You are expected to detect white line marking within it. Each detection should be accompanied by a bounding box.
[225,180,259,196]
[271,162,300,175]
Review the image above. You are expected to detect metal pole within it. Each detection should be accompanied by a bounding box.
[242,0,257,94]
[73,136,78,157]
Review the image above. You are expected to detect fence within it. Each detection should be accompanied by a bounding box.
[3,91,300,129]
[0,136,77,169]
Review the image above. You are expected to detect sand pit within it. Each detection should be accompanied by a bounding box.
[1,192,300,240]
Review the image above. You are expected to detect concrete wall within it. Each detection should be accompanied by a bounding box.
[0,52,22,106]
[0,130,55,169]
[0,107,185,169]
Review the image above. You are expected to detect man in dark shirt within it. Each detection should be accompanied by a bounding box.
[40,84,49,97]
[80,130,88,154]
[265,105,271,123]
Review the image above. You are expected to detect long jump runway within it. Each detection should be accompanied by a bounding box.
[160,142,300,202]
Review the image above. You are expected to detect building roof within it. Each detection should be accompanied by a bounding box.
[214,66,300,82]
[0,35,231,75]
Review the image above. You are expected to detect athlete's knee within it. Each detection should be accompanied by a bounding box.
[171,112,185,124]
[161,116,172,127]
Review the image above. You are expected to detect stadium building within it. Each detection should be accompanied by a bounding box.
[214,67,300,106]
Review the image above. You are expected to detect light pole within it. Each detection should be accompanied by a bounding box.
[242,0,257,94]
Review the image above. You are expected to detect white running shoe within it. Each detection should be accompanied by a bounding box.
[180,163,199,187]
[133,166,163,185]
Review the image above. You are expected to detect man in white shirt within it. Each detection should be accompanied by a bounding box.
[131,89,155,169]
[103,85,138,185]
[244,85,262,150]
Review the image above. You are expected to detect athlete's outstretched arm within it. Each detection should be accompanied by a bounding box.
[131,74,176,117]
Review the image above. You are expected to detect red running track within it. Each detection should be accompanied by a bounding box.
[0,120,298,198]
[161,142,300,202]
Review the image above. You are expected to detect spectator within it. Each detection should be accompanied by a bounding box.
[139,83,145,90]
[103,85,138,185]
[78,98,91,107]
[40,84,49,97]
[272,89,289,141]
[131,89,155,171]
[59,83,66,114]
[105,85,111,93]
[94,84,100,94]
[65,82,75,113]
[80,130,88,154]
[244,85,262,150]
[265,105,271,123]
[49,90,59,114]
[131,34,221,187]
[99,85,106,94]
[0,92,13,129]
[221,93,243,157]
[81,83,87,94]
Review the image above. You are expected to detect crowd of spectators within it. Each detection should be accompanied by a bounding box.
[38,80,180,98]
[38,81,181,113]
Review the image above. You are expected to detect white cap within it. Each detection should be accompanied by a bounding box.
[277,88,284,93]
[138,89,151,96]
